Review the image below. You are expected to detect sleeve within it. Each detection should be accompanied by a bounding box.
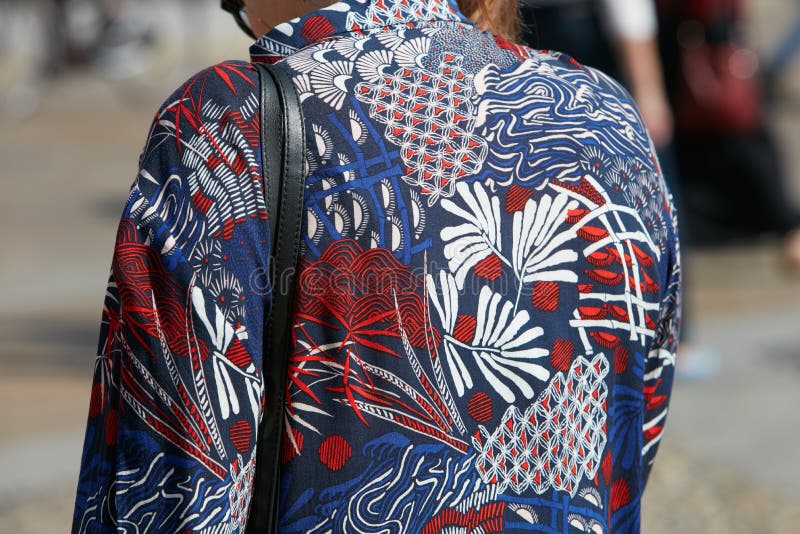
[72,61,271,533]
[599,0,659,41]
[640,192,681,487]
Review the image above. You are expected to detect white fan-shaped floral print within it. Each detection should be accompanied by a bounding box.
[311,123,333,161]
[440,181,504,289]
[394,37,431,69]
[375,28,407,51]
[333,35,369,59]
[285,41,337,74]
[310,60,354,110]
[512,193,580,285]
[292,73,314,103]
[427,271,550,403]
[355,50,395,83]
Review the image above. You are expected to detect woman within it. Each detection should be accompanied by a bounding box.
[73,1,680,532]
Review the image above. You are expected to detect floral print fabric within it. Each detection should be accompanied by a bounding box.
[73,1,680,532]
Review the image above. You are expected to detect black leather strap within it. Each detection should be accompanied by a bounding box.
[247,61,306,534]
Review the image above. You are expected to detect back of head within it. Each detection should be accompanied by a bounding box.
[457,0,520,41]
[233,0,520,42]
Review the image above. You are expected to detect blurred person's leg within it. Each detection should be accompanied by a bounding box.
[656,141,722,381]
[4,0,70,118]
[99,0,126,18]
[41,0,71,76]
[766,0,800,250]
[96,0,150,47]
[90,0,154,79]
[770,1,800,76]
[663,0,800,266]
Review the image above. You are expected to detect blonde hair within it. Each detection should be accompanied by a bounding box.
[457,0,520,42]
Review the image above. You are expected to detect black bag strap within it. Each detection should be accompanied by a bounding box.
[247,61,306,534]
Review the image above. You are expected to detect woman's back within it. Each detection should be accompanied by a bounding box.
[73,1,680,532]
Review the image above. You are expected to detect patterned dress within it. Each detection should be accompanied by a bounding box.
[72,1,681,532]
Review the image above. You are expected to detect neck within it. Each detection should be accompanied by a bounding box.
[245,0,339,37]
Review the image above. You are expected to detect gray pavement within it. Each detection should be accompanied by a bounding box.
[2,1,800,532]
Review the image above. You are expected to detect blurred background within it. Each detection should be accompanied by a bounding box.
[0,0,799,531]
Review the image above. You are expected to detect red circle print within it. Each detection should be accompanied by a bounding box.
[551,339,574,372]
[302,16,336,42]
[319,434,352,471]
[467,391,494,423]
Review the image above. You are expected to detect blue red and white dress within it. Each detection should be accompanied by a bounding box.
[72,1,681,532]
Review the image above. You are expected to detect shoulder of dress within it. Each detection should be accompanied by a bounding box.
[154,60,261,120]
[136,60,264,196]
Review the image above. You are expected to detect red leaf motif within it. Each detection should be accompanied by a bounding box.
[611,479,631,511]
[302,15,335,41]
[586,268,624,286]
[105,408,119,446]
[630,243,655,267]
[614,345,629,374]
[602,450,613,485]
[578,305,607,320]
[587,249,616,267]
[282,426,304,464]
[226,337,252,368]
[566,208,590,224]
[589,331,621,349]
[608,304,629,322]
[577,226,610,242]
[89,383,104,419]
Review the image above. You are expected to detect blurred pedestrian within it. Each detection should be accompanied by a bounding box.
[658,0,800,266]
[36,0,151,72]
[4,0,153,117]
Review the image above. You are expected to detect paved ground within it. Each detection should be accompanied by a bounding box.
[1,1,800,532]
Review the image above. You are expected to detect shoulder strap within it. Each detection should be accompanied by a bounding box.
[248,61,306,534]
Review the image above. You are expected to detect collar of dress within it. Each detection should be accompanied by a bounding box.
[249,0,474,62]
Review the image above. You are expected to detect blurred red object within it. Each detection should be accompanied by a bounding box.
[676,42,762,133]
[670,0,763,133]
[680,0,744,21]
